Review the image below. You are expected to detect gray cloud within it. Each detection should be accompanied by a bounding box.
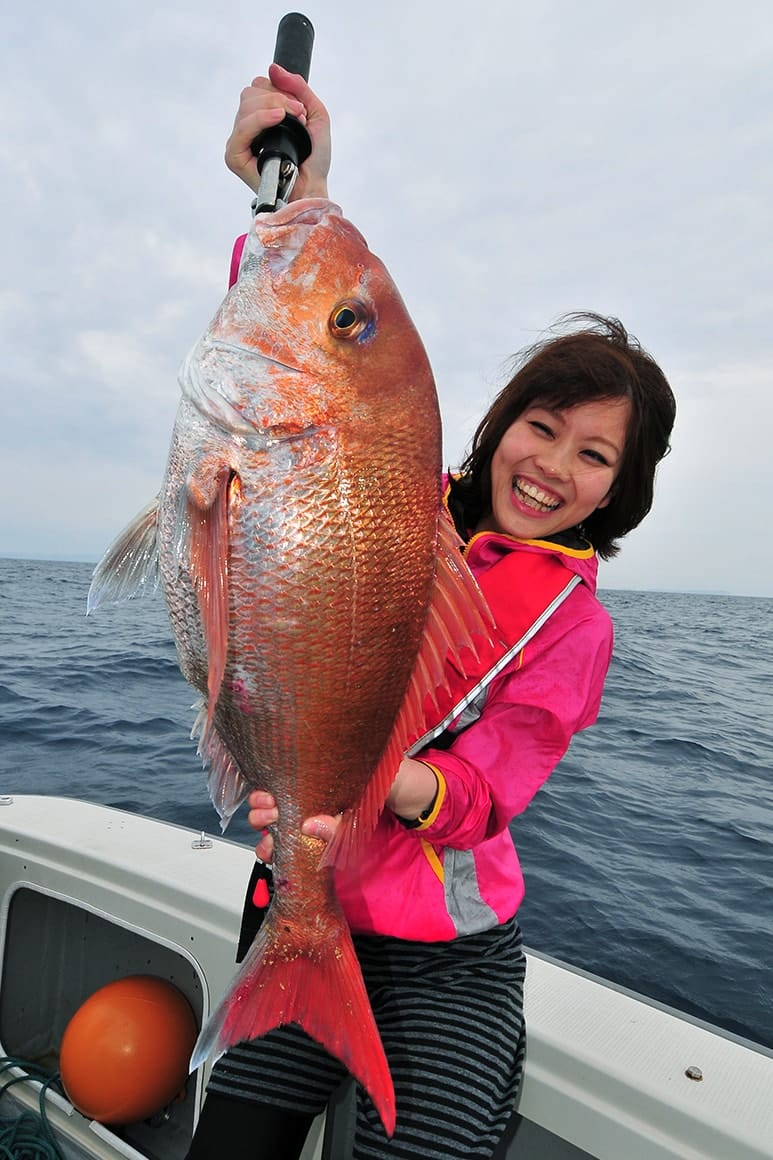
[2,0,772,594]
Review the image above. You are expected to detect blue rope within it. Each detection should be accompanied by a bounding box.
[0,1058,65,1160]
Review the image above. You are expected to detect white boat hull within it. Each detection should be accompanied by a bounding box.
[1,796,771,1159]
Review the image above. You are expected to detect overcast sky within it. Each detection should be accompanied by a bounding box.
[2,0,772,596]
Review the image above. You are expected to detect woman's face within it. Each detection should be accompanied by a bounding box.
[477,397,630,540]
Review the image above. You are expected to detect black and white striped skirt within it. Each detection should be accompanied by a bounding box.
[206,918,526,1159]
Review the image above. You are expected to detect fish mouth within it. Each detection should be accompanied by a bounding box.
[254,196,345,231]
[250,197,368,262]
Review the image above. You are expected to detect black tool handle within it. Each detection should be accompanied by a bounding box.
[274,11,314,80]
[251,13,315,172]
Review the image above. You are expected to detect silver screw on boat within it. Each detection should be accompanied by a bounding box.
[191,831,213,850]
[685,1065,703,1081]
[0,796,13,806]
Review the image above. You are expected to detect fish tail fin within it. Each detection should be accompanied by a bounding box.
[190,911,396,1136]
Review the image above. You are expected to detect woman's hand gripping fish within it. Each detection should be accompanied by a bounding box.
[88,199,493,1136]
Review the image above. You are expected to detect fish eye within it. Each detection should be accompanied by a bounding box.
[328,299,371,340]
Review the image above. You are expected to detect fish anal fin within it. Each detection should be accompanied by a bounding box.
[190,901,396,1137]
[186,462,234,719]
[87,498,160,613]
[190,700,249,830]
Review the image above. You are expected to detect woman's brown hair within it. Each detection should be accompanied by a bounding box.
[449,313,676,559]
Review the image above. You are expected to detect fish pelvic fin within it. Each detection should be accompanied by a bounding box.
[190,899,396,1137]
[190,700,249,831]
[185,463,233,725]
[86,498,160,614]
[326,507,495,868]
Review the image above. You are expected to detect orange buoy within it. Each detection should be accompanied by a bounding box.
[59,974,198,1124]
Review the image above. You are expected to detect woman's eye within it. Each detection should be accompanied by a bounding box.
[529,420,553,436]
[582,449,609,465]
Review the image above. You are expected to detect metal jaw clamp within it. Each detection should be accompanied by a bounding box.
[252,120,308,214]
[250,13,314,215]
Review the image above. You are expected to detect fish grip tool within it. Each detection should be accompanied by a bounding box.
[252,13,315,213]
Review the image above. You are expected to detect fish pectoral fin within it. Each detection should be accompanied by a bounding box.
[325,508,496,869]
[185,462,235,715]
[87,498,160,613]
[191,700,249,830]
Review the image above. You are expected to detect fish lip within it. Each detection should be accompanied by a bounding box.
[254,196,342,229]
[251,198,368,257]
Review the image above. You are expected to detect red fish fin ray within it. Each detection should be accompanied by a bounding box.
[326,509,495,868]
[186,467,232,723]
[412,650,441,714]
[433,508,497,665]
[190,699,249,831]
[190,913,396,1137]
[87,498,160,613]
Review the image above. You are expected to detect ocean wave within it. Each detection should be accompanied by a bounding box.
[3,559,772,1052]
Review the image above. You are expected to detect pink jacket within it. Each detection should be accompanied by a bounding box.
[334,528,613,941]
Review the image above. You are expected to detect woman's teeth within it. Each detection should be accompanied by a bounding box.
[514,478,560,512]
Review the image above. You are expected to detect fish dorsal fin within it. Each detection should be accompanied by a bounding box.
[186,464,232,732]
[86,498,160,613]
[324,507,495,868]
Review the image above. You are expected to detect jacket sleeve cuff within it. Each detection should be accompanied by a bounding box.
[396,764,447,830]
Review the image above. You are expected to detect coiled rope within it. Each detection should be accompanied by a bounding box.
[0,1058,65,1160]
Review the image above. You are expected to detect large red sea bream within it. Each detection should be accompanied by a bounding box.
[88,198,491,1134]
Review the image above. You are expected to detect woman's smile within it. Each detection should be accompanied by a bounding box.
[512,476,562,513]
[477,397,631,540]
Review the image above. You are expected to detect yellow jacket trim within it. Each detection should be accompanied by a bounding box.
[420,838,445,883]
[464,529,596,560]
[416,764,446,829]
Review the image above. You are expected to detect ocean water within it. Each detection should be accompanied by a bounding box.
[1,557,771,1051]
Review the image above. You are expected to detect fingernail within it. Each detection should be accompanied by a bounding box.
[303,819,329,840]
